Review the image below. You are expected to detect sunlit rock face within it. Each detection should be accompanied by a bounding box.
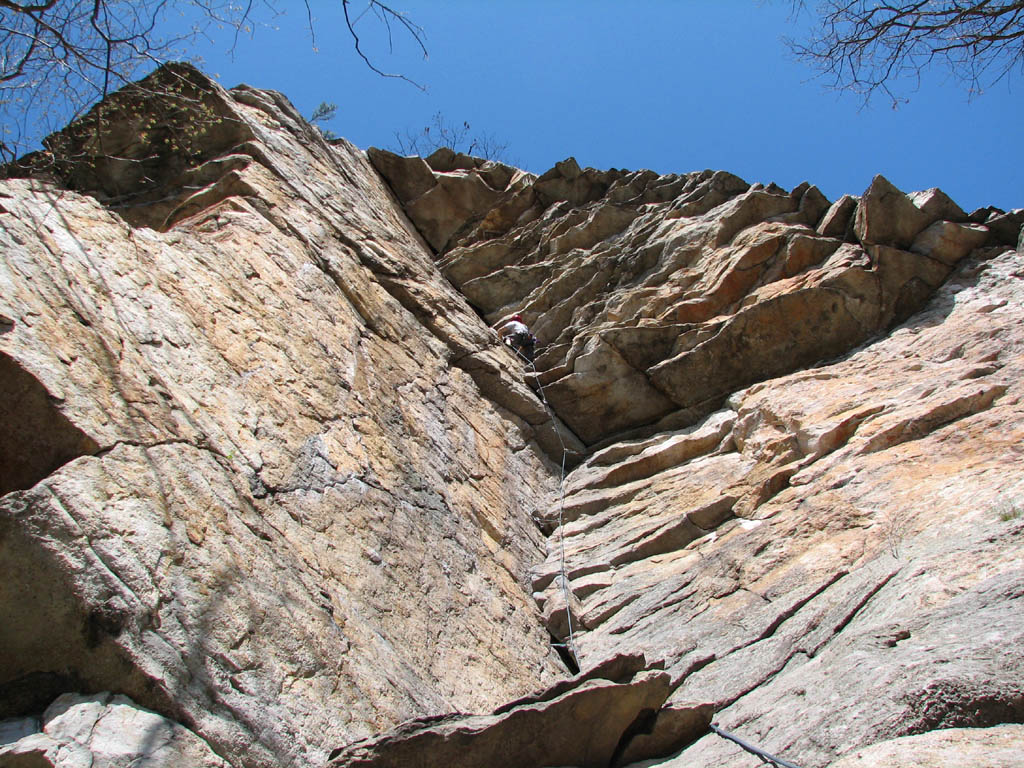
[0,64,569,768]
[372,149,1020,451]
[826,724,1024,768]
[0,693,231,768]
[371,145,1024,768]
[532,248,1024,768]
[2,61,1023,768]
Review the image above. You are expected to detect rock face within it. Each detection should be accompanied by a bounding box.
[2,63,1023,768]
[0,64,569,768]
[371,149,1021,449]
[531,248,1024,768]
[826,724,1024,768]
[0,692,229,768]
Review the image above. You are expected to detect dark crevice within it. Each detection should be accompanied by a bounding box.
[0,670,90,719]
[609,707,658,767]
[610,701,716,768]
[0,352,100,495]
[550,635,580,675]
[810,568,900,656]
[751,569,850,646]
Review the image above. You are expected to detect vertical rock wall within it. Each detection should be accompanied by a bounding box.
[0,65,569,768]
[2,61,1023,768]
[368,146,1024,767]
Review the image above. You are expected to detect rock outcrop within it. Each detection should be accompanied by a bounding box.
[0,692,229,768]
[2,63,1023,768]
[328,653,712,768]
[530,247,1024,768]
[0,64,571,768]
[370,149,1022,450]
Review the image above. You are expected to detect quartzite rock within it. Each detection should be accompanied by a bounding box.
[328,657,696,768]
[0,64,567,768]
[3,61,1022,768]
[0,693,229,768]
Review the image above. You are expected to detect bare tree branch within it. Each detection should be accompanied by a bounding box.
[391,112,510,162]
[341,0,426,91]
[789,1,1024,104]
[0,0,427,163]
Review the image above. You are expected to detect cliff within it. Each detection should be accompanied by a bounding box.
[1,63,1021,768]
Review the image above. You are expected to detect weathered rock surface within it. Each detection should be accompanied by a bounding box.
[0,692,228,768]
[371,147,1019,449]
[366,147,533,254]
[530,248,1024,767]
[329,654,710,768]
[3,62,1023,768]
[0,64,571,768]
[370,138,1024,768]
[825,724,1024,768]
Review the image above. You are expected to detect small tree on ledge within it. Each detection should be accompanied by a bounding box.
[391,112,510,162]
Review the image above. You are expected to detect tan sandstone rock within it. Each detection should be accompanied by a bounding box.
[3,61,1022,768]
[0,64,568,768]
[826,725,1024,768]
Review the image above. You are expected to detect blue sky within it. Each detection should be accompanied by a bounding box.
[175,0,1021,212]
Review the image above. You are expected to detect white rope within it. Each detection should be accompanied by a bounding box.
[507,339,578,666]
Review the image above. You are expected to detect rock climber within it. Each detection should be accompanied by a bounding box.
[496,313,537,363]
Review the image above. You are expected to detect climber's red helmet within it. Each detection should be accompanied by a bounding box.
[512,314,523,322]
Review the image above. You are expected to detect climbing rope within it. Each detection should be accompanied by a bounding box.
[508,341,804,767]
[506,337,804,765]
[505,339,578,667]
[709,724,803,768]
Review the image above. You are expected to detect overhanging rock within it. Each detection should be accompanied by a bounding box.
[328,654,713,768]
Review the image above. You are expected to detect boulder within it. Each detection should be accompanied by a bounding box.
[910,219,989,265]
[854,174,934,247]
[0,693,228,768]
